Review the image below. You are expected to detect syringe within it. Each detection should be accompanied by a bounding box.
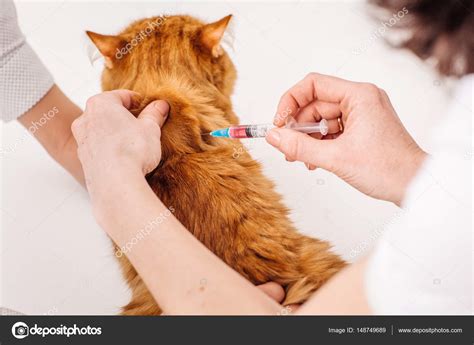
[209,119,329,139]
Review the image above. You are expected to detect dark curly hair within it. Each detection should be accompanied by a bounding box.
[369,0,474,77]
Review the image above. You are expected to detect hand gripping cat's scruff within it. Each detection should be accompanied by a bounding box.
[86,14,345,315]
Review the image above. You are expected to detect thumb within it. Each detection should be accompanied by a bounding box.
[266,128,338,170]
[137,100,170,127]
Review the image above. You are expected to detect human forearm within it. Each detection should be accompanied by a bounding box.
[18,85,84,185]
[93,169,281,315]
[100,173,373,315]
[295,257,372,315]
[72,91,279,314]
[2,0,83,184]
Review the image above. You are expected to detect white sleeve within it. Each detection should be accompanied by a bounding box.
[365,75,473,315]
[0,0,54,122]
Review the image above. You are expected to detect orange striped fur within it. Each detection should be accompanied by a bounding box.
[87,14,345,315]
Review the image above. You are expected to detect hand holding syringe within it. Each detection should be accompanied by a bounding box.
[209,119,328,139]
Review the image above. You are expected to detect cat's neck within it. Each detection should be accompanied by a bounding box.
[132,74,238,160]
[136,73,236,122]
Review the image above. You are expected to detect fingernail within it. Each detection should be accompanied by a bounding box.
[266,130,281,146]
[154,100,169,117]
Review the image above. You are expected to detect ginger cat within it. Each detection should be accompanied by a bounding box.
[86,14,345,315]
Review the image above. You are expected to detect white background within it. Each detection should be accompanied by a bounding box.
[1,0,454,315]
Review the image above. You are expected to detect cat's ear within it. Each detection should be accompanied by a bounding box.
[86,31,125,68]
[200,15,232,58]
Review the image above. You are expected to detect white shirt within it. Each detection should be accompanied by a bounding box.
[0,0,54,121]
[366,75,473,314]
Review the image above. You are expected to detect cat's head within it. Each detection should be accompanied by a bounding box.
[86,14,236,98]
[86,14,238,159]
